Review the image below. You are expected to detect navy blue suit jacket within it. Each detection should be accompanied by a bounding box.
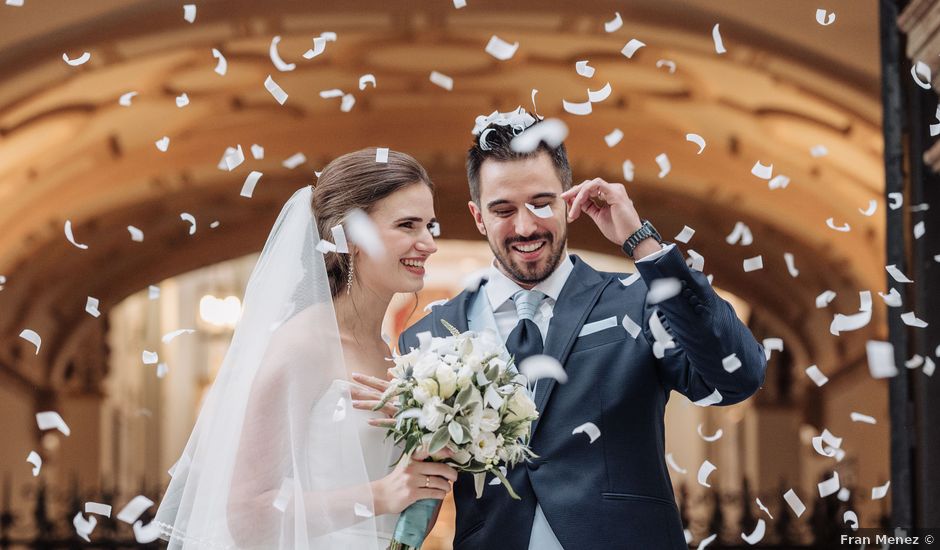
[398,246,766,549]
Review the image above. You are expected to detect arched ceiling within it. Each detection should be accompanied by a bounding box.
[0,0,885,395]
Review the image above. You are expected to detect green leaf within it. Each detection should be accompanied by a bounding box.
[455,383,473,408]
[492,466,521,500]
[440,319,461,337]
[429,426,451,454]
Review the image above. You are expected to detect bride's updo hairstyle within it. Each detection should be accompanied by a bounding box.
[312,148,434,297]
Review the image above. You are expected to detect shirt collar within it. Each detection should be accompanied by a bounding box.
[485,253,574,311]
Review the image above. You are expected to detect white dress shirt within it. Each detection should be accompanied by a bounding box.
[466,243,673,550]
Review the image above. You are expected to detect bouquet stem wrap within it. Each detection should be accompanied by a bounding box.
[388,498,437,550]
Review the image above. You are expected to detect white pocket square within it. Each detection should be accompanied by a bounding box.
[578,316,618,337]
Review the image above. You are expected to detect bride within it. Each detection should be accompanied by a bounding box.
[154,148,458,549]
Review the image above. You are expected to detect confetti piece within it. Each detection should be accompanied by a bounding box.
[359,74,376,90]
[315,240,337,254]
[142,350,158,365]
[743,256,763,272]
[805,365,829,387]
[180,213,196,235]
[212,48,227,75]
[63,52,91,66]
[429,221,441,238]
[354,502,374,518]
[810,144,828,157]
[127,225,144,242]
[815,9,836,26]
[155,136,170,152]
[20,329,41,354]
[36,411,70,436]
[722,353,741,373]
[872,481,890,500]
[751,161,772,180]
[605,12,623,32]
[666,453,687,474]
[859,200,877,216]
[816,290,836,308]
[210,221,220,228]
[423,299,449,313]
[485,35,519,60]
[826,217,850,232]
[621,39,646,58]
[784,489,805,517]
[656,59,677,73]
[525,203,553,219]
[712,24,726,54]
[686,133,706,154]
[331,224,349,253]
[562,98,592,116]
[162,329,195,344]
[726,221,753,245]
[429,71,453,90]
[282,153,306,169]
[572,422,601,443]
[838,488,851,502]
[867,340,899,379]
[375,148,389,163]
[768,174,790,190]
[575,60,595,78]
[886,264,913,283]
[901,311,928,327]
[520,355,568,383]
[675,226,695,243]
[621,312,641,338]
[65,220,89,249]
[818,471,840,497]
[453,0,466,8]
[622,160,634,182]
[697,424,723,442]
[250,144,264,159]
[906,355,923,369]
[148,285,160,299]
[620,273,641,288]
[26,451,41,476]
[914,221,925,239]
[692,388,723,407]
[604,128,623,147]
[116,495,154,524]
[587,82,612,102]
[830,310,871,336]
[73,512,97,542]
[756,498,773,519]
[272,478,293,511]
[844,511,859,531]
[763,337,783,360]
[784,253,799,277]
[0,275,6,290]
[510,118,568,152]
[85,502,111,517]
[851,412,876,424]
[647,278,682,304]
[119,91,137,106]
[85,297,101,318]
[697,459,717,487]
[269,36,295,71]
[888,192,903,209]
[176,93,189,107]
[341,93,356,112]
[264,75,288,105]
[923,357,935,376]
[6,0,24,6]
[303,36,328,59]
[345,209,385,258]
[219,145,244,171]
[183,4,196,22]
[656,153,671,178]
[741,519,766,545]
[912,61,931,89]
[156,362,168,378]
[321,89,343,98]
[133,520,161,543]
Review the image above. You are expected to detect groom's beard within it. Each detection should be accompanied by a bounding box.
[488,227,567,285]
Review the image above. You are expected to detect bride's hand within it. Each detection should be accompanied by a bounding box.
[372,457,458,516]
[350,373,398,427]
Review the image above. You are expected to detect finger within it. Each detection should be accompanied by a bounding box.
[568,183,598,221]
[351,399,384,410]
[367,418,397,428]
[413,475,451,493]
[349,385,383,400]
[416,462,460,482]
[560,182,586,201]
[415,488,448,501]
[351,373,390,392]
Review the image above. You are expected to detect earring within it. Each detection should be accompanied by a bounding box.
[346,254,355,295]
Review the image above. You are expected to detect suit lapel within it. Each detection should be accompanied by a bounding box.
[531,256,609,438]
[431,288,474,335]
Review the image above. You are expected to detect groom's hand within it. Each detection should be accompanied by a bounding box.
[562,178,657,257]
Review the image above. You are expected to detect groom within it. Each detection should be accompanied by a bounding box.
[398,111,766,549]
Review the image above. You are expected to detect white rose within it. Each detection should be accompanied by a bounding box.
[478,408,500,433]
[413,353,440,380]
[413,378,439,405]
[419,397,445,431]
[447,444,472,465]
[470,431,498,462]
[505,388,538,423]
[435,365,458,400]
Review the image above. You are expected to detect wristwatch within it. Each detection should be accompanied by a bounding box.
[621,220,663,258]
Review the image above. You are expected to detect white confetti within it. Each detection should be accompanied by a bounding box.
[148,285,160,299]
[264,75,288,105]
[783,489,805,517]
[236,170,262,198]
[818,471,840,497]
[805,365,829,387]
[354,502,374,518]
[26,451,41,476]
[155,136,170,152]
[647,278,682,305]
[562,99,592,116]
[345,209,385,258]
[162,329,195,344]
[697,459,717,487]
[429,221,441,238]
[212,48,227,75]
[5,0,24,6]
[859,200,877,216]
[510,119,568,152]
[622,159,634,182]
[359,74,376,90]
[656,59,677,73]
[220,144,245,171]
[750,161,773,180]
[85,502,111,517]
[866,340,899,379]
[712,24,727,54]
[575,60,595,78]
[851,412,877,424]
[269,36,295,72]
[692,388,723,407]
[604,128,623,147]
[519,355,567,384]
[73,512,97,542]
[756,498,773,519]
[63,52,91,66]
[331,224,349,253]
[282,153,306,169]
[117,495,154,524]
[816,290,836,308]
[423,299,448,313]
[183,4,196,23]
[923,357,935,376]
[125,225,144,242]
[453,0,466,8]
[133,520,161,543]
[686,133,706,154]
[572,422,601,443]
[375,147,389,163]
[879,288,902,307]
[886,264,913,283]
[768,174,790,190]
[525,203,553,219]
[142,350,158,365]
[119,91,138,106]
[175,93,190,108]
[914,220,925,239]
[20,329,41,354]
[303,36,328,59]
[156,363,168,378]
[316,240,337,254]
[722,353,741,373]
[741,519,766,545]
[697,424,723,442]
[763,338,783,361]
[826,217,850,232]
[912,61,931,90]
[844,510,859,531]
[743,256,763,272]
[340,93,356,112]
[210,221,220,228]
[429,71,453,90]
[838,488,851,502]
[621,312,641,339]
[587,82,612,102]
[621,39,646,58]
[604,12,623,33]
[901,311,928,328]
[685,250,704,272]
[655,153,671,178]
[888,192,903,209]
[784,252,799,277]
[85,297,101,318]
[36,411,70,436]
[180,213,196,235]
[250,144,264,159]
[666,453,687,474]
[815,9,836,26]
[726,221,753,245]
[485,35,519,60]
[810,144,828,157]
[675,226,695,243]
[64,220,89,250]
[872,481,890,500]
[906,355,924,369]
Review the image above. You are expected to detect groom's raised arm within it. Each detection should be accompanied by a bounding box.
[634,244,767,406]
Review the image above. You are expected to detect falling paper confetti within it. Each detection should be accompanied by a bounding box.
[686,134,706,154]
[116,495,154,524]
[816,290,836,308]
[345,209,385,258]
[155,136,170,152]
[914,221,925,239]
[73,512,97,542]
[751,161,773,180]
[26,451,41,476]
[572,422,601,443]
[510,118,568,152]
[666,453,687,474]
[133,520,161,543]
[429,71,453,90]
[265,75,288,105]
[354,503,374,518]
[768,175,790,190]
[692,388,723,407]
[743,256,763,272]
[269,36,295,71]
[525,203,553,219]
[851,412,877,424]
[183,4,196,23]
[810,144,828,157]
[176,93,189,107]
[303,36,328,59]
[712,24,727,54]
[63,52,91,66]
[783,489,805,517]
[901,311,928,328]
[36,411,70,436]
[604,129,623,147]
[375,147,389,163]
[621,312,641,339]
[741,519,766,545]
[587,82,612,102]
[866,340,899,379]
[341,93,356,112]
[622,159,634,182]
[162,329,195,343]
[675,226,695,243]
[911,61,931,89]
[142,350,158,365]
[826,218,850,232]
[85,297,101,318]
[859,200,877,216]
[805,365,829,387]
[359,74,376,90]
[85,502,111,517]
[180,213,196,235]
[485,35,519,60]
[251,144,264,159]
[815,9,836,26]
[127,226,144,242]
[726,222,753,245]
[784,253,799,277]
[20,329,41,354]
[844,511,859,531]
[149,285,160,299]
[621,39,646,58]
[656,153,671,178]
[212,48,227,75]
[886,264,913,283]
[453,0,466,8]
[575,60,595,78]
[562,99,592,116]
[221,145,245,171]
[331,224,349,253]
[872,481,890,500]
[119,91,138,106]
[604,12,623,33]
[722,353,742,373]
[656,59,677,73]
[818,471,840,497]
[520,355,568,383]
[65,220,89,249]
[697,424,723,442]
[647,278,682,304]
[888,192,903,209]
[697,460,717,487]
[282,153,306,169]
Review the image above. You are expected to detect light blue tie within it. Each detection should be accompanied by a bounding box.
[513,289,545,321]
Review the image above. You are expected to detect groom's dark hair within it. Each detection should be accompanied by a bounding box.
[466,118,572,205]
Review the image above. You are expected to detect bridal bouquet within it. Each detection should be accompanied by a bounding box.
[375,320,539,550]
